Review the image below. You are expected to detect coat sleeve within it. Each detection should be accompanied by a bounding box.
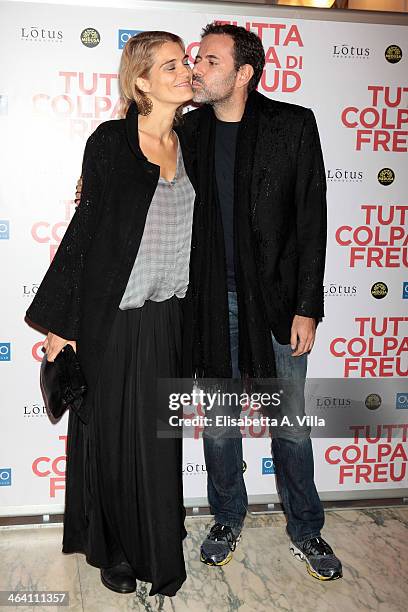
[294,109,327,319]
[26,126,109,339]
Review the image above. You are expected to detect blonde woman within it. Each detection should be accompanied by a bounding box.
[26,32,194,596]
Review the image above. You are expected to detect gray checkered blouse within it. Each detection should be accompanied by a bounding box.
[119,138,195,310]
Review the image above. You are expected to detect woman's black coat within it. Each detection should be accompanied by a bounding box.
[26,103,196,424]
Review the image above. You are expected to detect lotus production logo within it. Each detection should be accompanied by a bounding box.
[327,168,363,183]
[378,168,395,186]
[371,282,388,299]
[324,283,357,297]
[365,393,381,410]
[183,462,206,476]
[23,283,39,298]
[385,45,402,64]
[316,397,352,409]
[80,28,100,48]
[332,44,370,59]
[24,403,47,418]
[21,26,63,43]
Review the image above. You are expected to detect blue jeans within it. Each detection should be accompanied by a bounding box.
[203,292,324,542]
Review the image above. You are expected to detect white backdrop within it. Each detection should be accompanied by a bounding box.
[0,0,407,515]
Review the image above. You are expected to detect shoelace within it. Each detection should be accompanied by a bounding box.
[302,537,333,557]
[208,523,237,552]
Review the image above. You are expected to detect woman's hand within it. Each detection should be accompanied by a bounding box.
[43,333,76,362]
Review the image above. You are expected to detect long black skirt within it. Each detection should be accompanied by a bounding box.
[62,297,187,596]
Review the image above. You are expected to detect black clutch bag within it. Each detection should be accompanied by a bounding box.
[40,344,87,420]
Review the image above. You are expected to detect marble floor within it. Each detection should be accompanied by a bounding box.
[0,507,407,612]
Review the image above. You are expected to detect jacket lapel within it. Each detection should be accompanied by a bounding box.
[125,102,148,160]
[175,119,198,193]
[238,92,280,222]
[235,91,261,218]
[197,105,216,206]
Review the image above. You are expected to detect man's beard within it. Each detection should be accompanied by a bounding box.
[192,73,236,105]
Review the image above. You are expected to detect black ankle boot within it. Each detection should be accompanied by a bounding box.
[100,561,136,593]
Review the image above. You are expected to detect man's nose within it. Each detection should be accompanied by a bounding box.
[192,63,202,77]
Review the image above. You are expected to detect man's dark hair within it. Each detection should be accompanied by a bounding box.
[201,23,265,93]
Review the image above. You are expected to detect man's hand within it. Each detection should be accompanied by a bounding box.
[290,315,316,356]
[43,332,76,362]
[75,176,83,204]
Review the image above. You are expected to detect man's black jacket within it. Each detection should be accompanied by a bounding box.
[178,90,327,352]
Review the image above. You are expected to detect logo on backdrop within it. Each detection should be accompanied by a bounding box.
[23,284,39,298]
[0,95,8,115]
[21,26,63,43]
[0,469,12,487]
[325,425,407,485]
[31,199,76,262]
[315,397,351,409]
[385,45,402,64]
[0,220,9,239]
[330,316,408,377]
[365,393,382,410]
[403,282,408,299]
[332,44,370,59]
[324,283,357,298]
[118,29,143,49]
[33,71,121,140]
[396,393,408,409]
[32,435,66,497]
[183,462,207,476]
[80,28,100,48]
[335,204,408,268]
[262,458,276,475]
[371,282,388,299]
[327,168,363,183]
[341,85,408,152]
[24,403,47,418]
[0,343,11,361]
[32,341,44,363]
[188,19,304,94]
[378,168,395,186]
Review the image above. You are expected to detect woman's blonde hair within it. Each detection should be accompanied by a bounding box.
[119,30,185,117]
